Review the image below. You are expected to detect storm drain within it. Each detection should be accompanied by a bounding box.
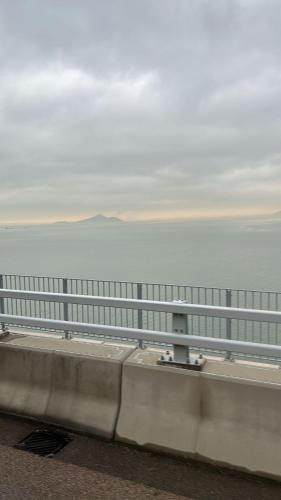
[14,428,72,457]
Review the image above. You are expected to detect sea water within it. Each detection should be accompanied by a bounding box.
[0,217,280,292]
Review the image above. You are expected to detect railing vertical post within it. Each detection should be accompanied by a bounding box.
[63,278,71,340]
[0,274,5,333]
[173,300,189,363]
[225,289,232,360]
[137,283,144,349]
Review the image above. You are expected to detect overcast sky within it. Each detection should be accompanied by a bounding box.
[0,0,281,223]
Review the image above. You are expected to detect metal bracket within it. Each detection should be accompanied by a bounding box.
[157,299,206,371]
[0,325,9,339]
[62,278,72,339]
[158,349,206,371]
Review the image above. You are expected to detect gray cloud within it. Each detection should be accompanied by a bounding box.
[0,0,281,222]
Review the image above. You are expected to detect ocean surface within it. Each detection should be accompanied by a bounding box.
[0,217,281,292]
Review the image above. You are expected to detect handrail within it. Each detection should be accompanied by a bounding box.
[1,313,281,359]
[0,288,281,323]
[1,288,281,361]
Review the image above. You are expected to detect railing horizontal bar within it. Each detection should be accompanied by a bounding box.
[2,273,281,295]
[1,313,281,358]
[1,289,281,323]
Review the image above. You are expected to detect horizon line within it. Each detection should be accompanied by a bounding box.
[1,208,280,226]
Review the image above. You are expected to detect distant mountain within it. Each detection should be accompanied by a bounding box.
[77,214,123,224]
[272,210,281,218]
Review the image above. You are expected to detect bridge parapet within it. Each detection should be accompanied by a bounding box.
[0,331,281,479]
[0,333,135,439]
[116,347,281,479]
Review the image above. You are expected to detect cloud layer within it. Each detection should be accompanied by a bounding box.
[0,0,281,222]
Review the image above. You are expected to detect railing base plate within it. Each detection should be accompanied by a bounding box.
[157,356,206,371]
[0,329,9,340]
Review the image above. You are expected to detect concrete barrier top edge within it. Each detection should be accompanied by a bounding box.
[123,348,281,388]
[0,333,135,361]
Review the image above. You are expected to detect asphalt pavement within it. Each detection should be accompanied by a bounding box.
[0,413,280,500]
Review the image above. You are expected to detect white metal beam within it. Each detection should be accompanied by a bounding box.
[1,313,281,358]
[0,288,281,323]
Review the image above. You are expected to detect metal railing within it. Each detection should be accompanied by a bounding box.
[1,288,281,361]
[1,273,281,346]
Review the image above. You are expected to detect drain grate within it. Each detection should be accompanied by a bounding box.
[14,428,72,457]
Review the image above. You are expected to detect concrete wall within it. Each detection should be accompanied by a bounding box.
[0,343,53,419]
[197,372,281,478]
[45,351,124,438]
[115,349,201,455]
[116,349,281,479]
[1,333,281,479]
[0,334,135,439]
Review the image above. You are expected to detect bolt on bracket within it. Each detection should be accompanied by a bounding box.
[157,299,206,371]
[158,349,206,371]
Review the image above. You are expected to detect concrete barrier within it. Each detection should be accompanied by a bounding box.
[197,362,281,478]
[116,348,281,479]
[2,333,281,478]
[0,342,53,419]
[0,333,135,439]
[115,348,201,455]
[45,347,129,438]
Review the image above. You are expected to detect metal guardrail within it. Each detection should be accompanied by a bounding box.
[1,273,281,347]
[1,289,281,361]
[2,289,281,323]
